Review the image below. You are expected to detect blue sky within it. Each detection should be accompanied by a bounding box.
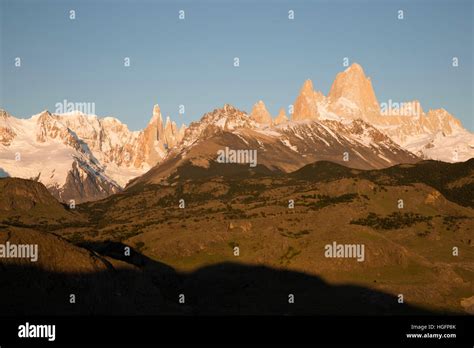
[1,0,472,131]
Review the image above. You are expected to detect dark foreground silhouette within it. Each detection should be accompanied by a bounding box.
[0,241,449,316]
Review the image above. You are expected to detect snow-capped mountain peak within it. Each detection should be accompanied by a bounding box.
[177,104,263,149]
[195,104,255,130]
[327,63,380,122]
[0,105,186,202]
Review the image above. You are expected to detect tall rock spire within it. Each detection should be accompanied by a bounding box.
[274,108,288,125]
[327,63,380,122]
[250,100,273,125]
[292,79,324,121]
[134,104,187,167]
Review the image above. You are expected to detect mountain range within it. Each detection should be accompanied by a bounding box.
[1,63,473,202]
[0,106,185,202]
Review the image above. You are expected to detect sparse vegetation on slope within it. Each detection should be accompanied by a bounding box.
[1,158,473,314]
[350,212,433,230]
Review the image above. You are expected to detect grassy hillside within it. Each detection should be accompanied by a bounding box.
[68,159,474,314]
[1,159,473,314]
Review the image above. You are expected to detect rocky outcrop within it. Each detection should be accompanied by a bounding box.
[0,110,16,146]
[327,63,381,123]
[250,100,273,125]
[292,80,325,121]
[274,108,289,125]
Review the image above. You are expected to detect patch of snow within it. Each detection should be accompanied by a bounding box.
[280,139,299,152]
[254,128,281,137]
[336,97,359,111]
[376,152,392,164]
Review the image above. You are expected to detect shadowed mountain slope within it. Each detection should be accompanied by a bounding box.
[0,177,85,225]
[0,230,439,315]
